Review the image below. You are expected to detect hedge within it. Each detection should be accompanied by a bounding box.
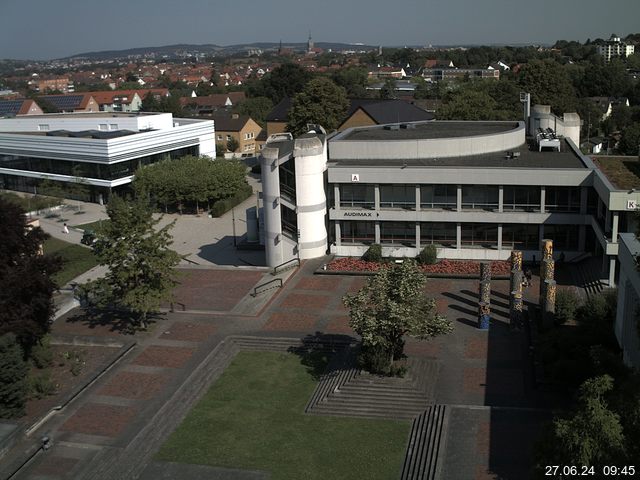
[210,183,254,217]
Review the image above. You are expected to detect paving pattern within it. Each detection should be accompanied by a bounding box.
[5,259,557,480]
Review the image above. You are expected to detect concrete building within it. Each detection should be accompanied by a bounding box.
[598,34,635,62]
[0,112,215,203]
[212,113,262,157]
[615,233,640,368]
[259,112,640,287]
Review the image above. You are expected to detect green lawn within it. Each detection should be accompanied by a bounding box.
[43,237,98,286]
[1,192,60,212]
[157,351,410,480]
[75,219,110,233]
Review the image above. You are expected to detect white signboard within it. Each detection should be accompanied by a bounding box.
[351,174,360,182]
[628,200,638,210]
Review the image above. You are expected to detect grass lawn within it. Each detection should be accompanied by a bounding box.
[157,351,410,480]
[1,192,61,212]
[75,219,110,233]
[593,156,640,190]
[43,237,98,286]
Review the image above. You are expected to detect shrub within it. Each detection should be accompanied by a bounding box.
[210,183,253,217]
[362,244,382,262]
[416,245,438,265]
[555,290,579,324]
[29,372,57,399]
[0,334,28,418]
[30,335,53,369]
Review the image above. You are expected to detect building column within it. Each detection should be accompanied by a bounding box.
[374,184,380,211]
[497,224,503,251]
[540,186,546,213]
[578,225,586,252]
[334,184,340,211]
[415,223,421,250]
[498,185,504,213]
[375,221,380,244]
[580,186,588,215]
[612,212,619,243]
[456,223,462,249]
[335,222,341,247]
[415,185,421,212]
[608,257,616,287]
[456,185,462,211]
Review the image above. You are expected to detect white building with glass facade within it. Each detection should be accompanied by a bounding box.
[260,116,640,286]
[0,112,215,203]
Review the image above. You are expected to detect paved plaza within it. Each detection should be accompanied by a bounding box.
[0,256,564,480]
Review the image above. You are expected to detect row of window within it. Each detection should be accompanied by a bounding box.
[339,221,580,250]
[0,146,198,181]
[338,184,590,213]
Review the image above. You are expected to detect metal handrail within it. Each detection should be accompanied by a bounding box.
[251,278,283,297]
[272,257,300,275]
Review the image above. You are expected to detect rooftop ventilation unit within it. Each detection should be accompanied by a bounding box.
[384,124,400,131]
[400,123,416,129]
[266,132,293,144]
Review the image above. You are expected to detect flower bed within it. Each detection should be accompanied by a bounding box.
[326,257,511,276]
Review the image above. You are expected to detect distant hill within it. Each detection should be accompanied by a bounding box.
[62,42,380,61]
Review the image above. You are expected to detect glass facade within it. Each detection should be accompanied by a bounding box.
[340,184,375,208]
[0,146,198,181]
[461,223,499,248]
[462,185,499,211]
[281,205,297,240]
[380,184,415,209]
[544,224,579,250]
[502,224,539,250]
[380,222,415,246]
[279,161,296,201]
[341,221,375,244]
[420,222,457,247]
[503,186,540,211]
[545,186,581,213]
[420,185,456,209]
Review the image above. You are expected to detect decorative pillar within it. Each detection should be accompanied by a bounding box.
[415,185,421,212]
[335,222,341,247]
[456,223,462,249]
[542,279,556,328]
[511,290,523,330]
[478,261,492,330]
[457,185,462,211]
[497,224,503,251]
[510,250,523,271]
[374,184,380,211]
[539,239,554,308]
[509,250,523,329]
[540,186,546,213]
[498,185,504,213]
[334,184,341,210]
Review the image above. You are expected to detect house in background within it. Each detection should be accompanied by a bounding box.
[38,94,99,113]
[212,113,262,157]
[598,34,635,62]
[0,99,44,117]
[181,92,246,115]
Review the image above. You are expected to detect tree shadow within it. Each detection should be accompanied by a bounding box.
[287,331,356,380]
[64,307,165,335]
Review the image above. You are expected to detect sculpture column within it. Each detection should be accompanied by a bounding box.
[509,250,523,329]
[478,261,491,330]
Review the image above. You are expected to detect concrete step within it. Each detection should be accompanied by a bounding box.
[310,404,420,420]
[400,405,448,480]
[334,385,430,401]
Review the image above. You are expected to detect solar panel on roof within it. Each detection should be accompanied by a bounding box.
[0,100,23,115]
[41,95,84,110]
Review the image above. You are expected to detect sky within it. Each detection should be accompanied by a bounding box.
[1,0,639,60]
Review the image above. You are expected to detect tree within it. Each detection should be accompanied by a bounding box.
[438,89,499,120]
[332,67,369,97]
[286,77,349,135]
[238,96,273,126]
[379,78,398,99]
[248,63,312,103]
[536,375,626,471]
[226,136,240,153]
[0,198,61,353]
[617,123,640,155]
[0,334,28,419]
[517,59,577,114]
[81,195,181,328]
[343,260,453,374]
[140,92,160,112]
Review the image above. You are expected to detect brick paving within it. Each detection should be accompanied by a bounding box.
[132,345,195,369]
[60,403,138,437]
[31,457,79,477]
[9,259,562,480]
[159,321,217,342]
[98,371,169,400]
[171,269,263,311]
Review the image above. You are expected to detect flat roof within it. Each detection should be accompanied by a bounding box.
[593,156,640,189]
[6,112,160,119]
[341,121,519,141]
[330,139,587,169]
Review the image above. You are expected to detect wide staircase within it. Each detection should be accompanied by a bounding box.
[400,405,449,480]
[572,256,606,299]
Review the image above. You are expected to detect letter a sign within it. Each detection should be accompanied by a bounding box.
[351,174,360,182]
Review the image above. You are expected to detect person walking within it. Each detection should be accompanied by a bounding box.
[62,223,69,234]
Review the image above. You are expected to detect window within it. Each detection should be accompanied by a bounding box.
[421,222,457,247]
[420,185,456,209]
[109,123,118,130]
[380,184,415,209]
[244,132,255,140]
[461,223,499,249]
[544,225,579,250]
[380,222,415,246]
[98,124,108,131]
[462,185,498,211]
[545,187,580,213]
[38,124,49,131]
[341,221,375,244]
[502,224,538,250]
[217,135,222,141]
[226,135,232,141]
[340,184,375,208]
[503,186,540,211]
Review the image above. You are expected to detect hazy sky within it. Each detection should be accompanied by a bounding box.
[1,0,639,60]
